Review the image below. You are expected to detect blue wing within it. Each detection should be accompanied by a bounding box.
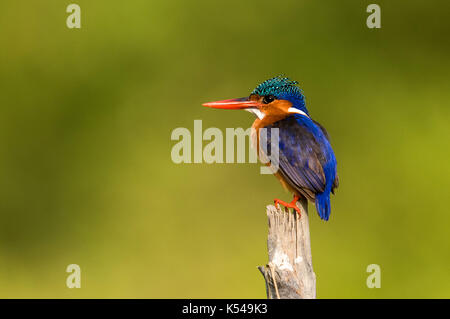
[263,115,338,220]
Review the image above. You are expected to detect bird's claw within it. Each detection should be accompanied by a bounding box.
[274,197,301,215]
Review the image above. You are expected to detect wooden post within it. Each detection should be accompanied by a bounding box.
[258,197,316,299]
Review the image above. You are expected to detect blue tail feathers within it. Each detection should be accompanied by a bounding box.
[315,191,331,221]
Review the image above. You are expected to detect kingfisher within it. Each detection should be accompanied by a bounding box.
[203,76,338,221]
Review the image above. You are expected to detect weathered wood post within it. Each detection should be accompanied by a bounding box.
[258,197,316,299]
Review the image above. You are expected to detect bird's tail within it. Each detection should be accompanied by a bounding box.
[315,191,331,221]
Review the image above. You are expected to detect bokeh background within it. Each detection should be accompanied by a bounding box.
[0,0,449,298]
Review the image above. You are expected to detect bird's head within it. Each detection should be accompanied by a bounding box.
[203,76,309,122]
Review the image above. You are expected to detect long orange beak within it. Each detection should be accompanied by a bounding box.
[202,97,259,109]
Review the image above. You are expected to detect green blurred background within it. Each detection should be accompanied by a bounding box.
[0,0,449,298]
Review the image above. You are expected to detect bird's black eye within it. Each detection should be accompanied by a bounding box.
[263,95,275,104]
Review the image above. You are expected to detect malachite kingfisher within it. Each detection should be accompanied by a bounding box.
[203,76,338,221]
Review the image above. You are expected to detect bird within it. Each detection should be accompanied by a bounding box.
[203,76,338,221]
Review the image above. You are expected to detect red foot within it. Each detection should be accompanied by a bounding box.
[274,195,301,215]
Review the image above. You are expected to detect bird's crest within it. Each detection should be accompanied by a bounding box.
[252,76,303,98]
[252,76,307,112]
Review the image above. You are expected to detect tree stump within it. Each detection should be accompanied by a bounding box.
[258,197,316,299]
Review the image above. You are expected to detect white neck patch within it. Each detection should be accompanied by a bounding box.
[288,107,309,118]
[245,108,265,120]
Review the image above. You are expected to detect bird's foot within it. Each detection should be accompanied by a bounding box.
[274,195,301,215]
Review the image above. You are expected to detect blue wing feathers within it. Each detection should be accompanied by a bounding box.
[263,114,337,221]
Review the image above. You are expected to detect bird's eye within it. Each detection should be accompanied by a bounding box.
[263,95,275,104]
